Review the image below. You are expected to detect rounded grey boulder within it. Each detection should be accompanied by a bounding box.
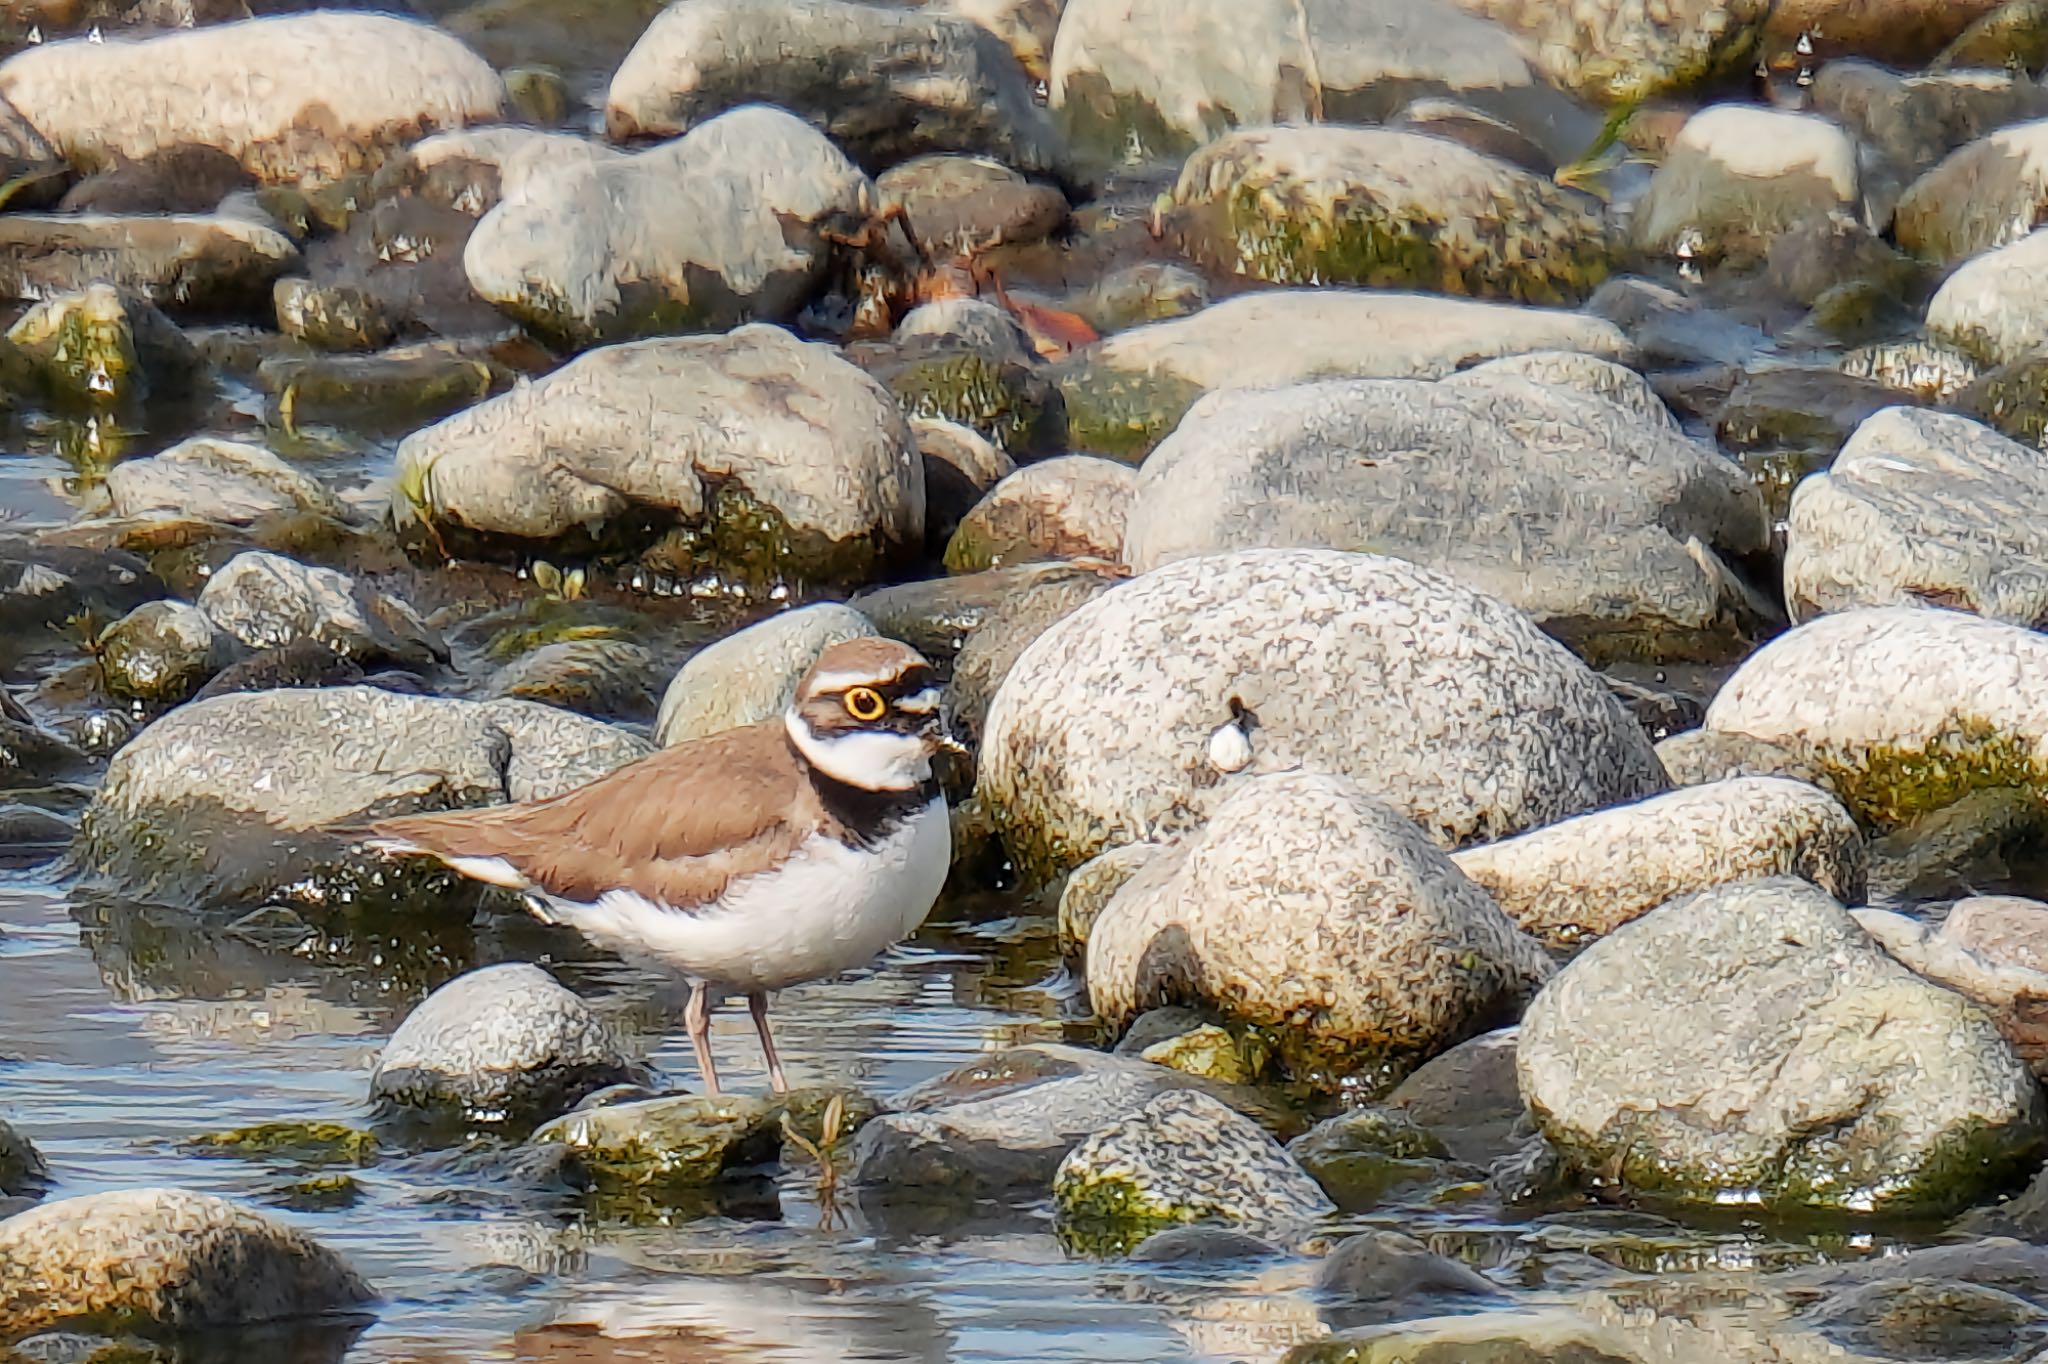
[1087,771,1553,1084]
[98,436,348,527]
[0,1187,375,1334]
[1519,877,2046,1214]
[1631,105,1859,262]
[977,548,1668,879]
[944,455,1134,574]
[0,1118,47,1197]
[371,963,642,1122]
[654,602,878,746]
[96,600,238,704]
[196,550,445,669]
[1927,230,2048,368]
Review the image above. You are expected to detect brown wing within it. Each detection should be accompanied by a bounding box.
[364,720,818,908]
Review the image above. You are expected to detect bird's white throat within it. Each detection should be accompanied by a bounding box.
[785,713,933,790]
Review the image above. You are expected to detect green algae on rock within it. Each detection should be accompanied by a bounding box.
[880,344,1068,460]
[1448,0,1770,106]
[1169,125,1609,304]
[5,282,200,411]
[183,1121,381,1168]
[531,1093,782,1192]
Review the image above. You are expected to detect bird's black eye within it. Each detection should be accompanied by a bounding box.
[844,686,887,721]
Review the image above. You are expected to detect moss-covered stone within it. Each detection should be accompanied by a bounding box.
[1049,355,1204,463]
[1955,356,2048,447]
[5,283,200,411]
[530,1093,782,1193]
[1838,339,1980,403]
[638,480,901,597]
[260,346,494,437]
[182,1120,381,1168]
[1816,723,2048,832]
[1933,0,2048,72]
[882,346,1067,460]
[1136,1023,1266,1085]
[1289,1107,1459,1211]
[265,1174,366,1210]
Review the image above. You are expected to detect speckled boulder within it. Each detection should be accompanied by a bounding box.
[1056,842,1159,957]
[1809,61,2048,180]
[977,548,1668,879]
[96,601,238,704]
[1702,606,2048,829]
[1852,907,2048,1078]
[1052,1089,1334,1241]
[1784,408,2048,626]
[70,685,652,910]
[605,0,1065,179]
[943,559,1122,741]
[1947,895,2048,972]
[1457,350,1678,429]
[463,106,870,347]
[371,963,642,1122]
[1926,230,2048,367]
[654,602,878,746]
[99,436,346,527]
[1896,119,2048,266]
[0,14,505,184]
[1653,728,1832,792]
[1087,771,1554,1083]
[1048,0,1580,169]
[1170,125,1610,304]
[944,456,1134,573]
[1451,777,1865,949]
[0,1187,375,1334]
[895,297,1037,365]
[876,154,1069,256]
[1120,373,1768,664]
[1630,105,1859,262]
[1446,0,1770,105]
[391,326,922,591]
[0,1119,46,1197]
[196,551,444,670]
[1519,877,2047,1213]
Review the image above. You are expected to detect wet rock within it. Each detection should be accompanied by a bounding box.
[1063,262,1209,334]
[1838,337,1981,403]
[70,684,652,909]
[0,213,296,315]
[190,636,366,702]
[916,415,1014,550]
[1953,351,2048,447]
[1052,1089,1334,1243]
[944,455,1132,573]
[58,144,255,215]
[1048,0,1582,169]
[1897,118,2048,266]
[1586,275,1766,369]
[1866,786,2046,902]
[196,550,444,669]
[1949,895,2048,971]
[1853,906,2048,1077]
[1128,1226,1284,1264]
[853,557,1122,664]
[0,538,162,670]
[895,298,1037,364]
[1289,1110,1461,1211]
[273,276,398,351]
[463,105,869,347]
[0,14,505,184]
[979,548,1667,879]
[877,338,1067,459]
[1313,1230,1499,1321]
[1458,350,1677,429]
[1784,407,2048,626]
[1765,214,1926,320]
[1056,842,1158,957]
[852,1042,1227,1193]
[393,325,921,591]
[606,0,1065,180]
[1122,372,1768,665]
[1444,0,1770,105]
[1810,61,2048,181]
[1702,606,2048,829]
[1768,0,2006,67]
[0,1187,375,1333]
[257,340,500,436]
[654,602,877,745]
[1715,370,1907,526]
[945,557,1120,743]
[1451,777,1866,949]
[1389,96,1553,173]
[96,600,238,704]
[1936,0,2048,72]
[0,700,92,792]
[876,154,1068,255]
[1132,1023,1262,1085]
[372,963,642,1123]
[1382,1027,1524,1166]
[1927,228,2048,367]
[100,436,347,527]
[1088,771,1552,1085]
[1630,105,1858,264]
[1170,124,1609,304]
[1519,876,2046,1213]
[5,283,201,410]
[486,638,664,722]
[1285,1309,1641,1363]
[0,1118,46,1197]
[530,1092,782,1190]
[0,91,59,198]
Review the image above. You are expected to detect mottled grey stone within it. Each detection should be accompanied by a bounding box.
[1451,777,1866,948]
[943,560,1122,742]
[1519,877,2046,1213]
[1947,895,2048,973]
[1052,1089,1334,1233]
[1631,105,1858,261]
[1653,728,1831,792]
[945,455,1134,574]
[71,685,652,909]
[855,558,1124,666]
[1458,350,1678,430]
[654,602,878,746]
[1811,60,2048,180]
[1121,374,1768,663]
[485,638,664,722]
[373,963,641,1121]
[1897,119,2048,266]
[896,297,1037,365]
[0,15,505,183]
[1056,842,1159,957]
[1785,408,2048,625]
[1927,229,2048,367]
[0,213,297,314]
[876,154,1068,256]
[392,326,922,589]
[1854,906,2048,1078]
[977,548,1669,879]
[463,106,870,347]
[196,550,444,669]
[100,436,346,526]
[0,1187,375,1333]
[605,0,1064,179]
[1314,1230,1499,1314]
[0,1118,47,1197]
[853,1042,1224,1192]
[97,600,238,704]
[1444,0,1770,105]
[1702,606,2048,828]
[6,282,201,409]
[1384,1027,1524,1166]
[1089,772,1553,1083]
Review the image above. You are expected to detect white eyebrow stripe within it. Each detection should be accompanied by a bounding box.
[894,687,942,713]
[807,669,909,691]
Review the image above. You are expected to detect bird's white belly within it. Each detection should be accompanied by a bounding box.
[543,796,951,992]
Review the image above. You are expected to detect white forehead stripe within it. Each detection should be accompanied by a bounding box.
[894,687,942,714]
[786,713,931,790]
[806,668,915,692]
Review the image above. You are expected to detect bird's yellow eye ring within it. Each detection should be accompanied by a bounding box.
[844,686,888,721]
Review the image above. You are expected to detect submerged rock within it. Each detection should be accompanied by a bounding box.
[0,1187,375,1333]
[1288,1109,1463,1211]
[371,963,643,1123]
[5,283,202,410]
[1052,1089,1333,1243]
[99,436,347,527]
[977,549,1667,880]
[1451,777,1866,948]
[605,0,1064,179]
[96,600,239,704]
[1630,104,1858,263]
[1170,124,1609,303]
[1313,1230,1500,1322]
[1519,877,2046,1214]
[531,1093,783,1191]
[0,1118,47,1197]
[944,455,1133,573]
[196,550,445,669]
[1088,771,1553,1086]
[392,326,922,592]
[653,602,877,746]
[0,14,504,184]
[0,213,297,315]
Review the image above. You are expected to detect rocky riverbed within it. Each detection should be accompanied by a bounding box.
[12,0,2048,1360]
